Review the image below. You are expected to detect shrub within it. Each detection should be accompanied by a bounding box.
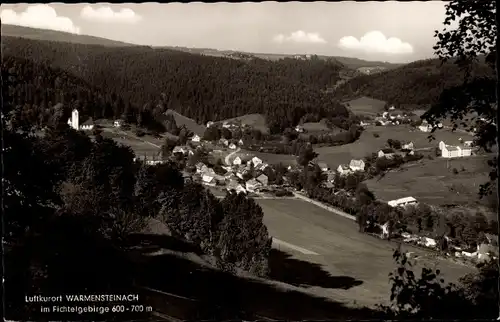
[373,132,380,138]
[275,189,293,197]
[452,168,459,174]
[135,129,145,137]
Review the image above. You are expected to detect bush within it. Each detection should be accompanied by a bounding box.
[373,132,380,138]
[452,168,459,174]
[135,129,145,137]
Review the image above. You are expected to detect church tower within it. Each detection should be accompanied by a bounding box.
[71,109,79,130]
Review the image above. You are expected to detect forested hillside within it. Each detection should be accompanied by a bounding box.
[334,58,495,109]
[1,55,167,131]
[3,36,356,133]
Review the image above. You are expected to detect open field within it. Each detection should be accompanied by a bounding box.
[314,125,474,168]
[219,113,269,134]
[100,128,162,156]
[344,96,387,116]
[240,149,297,166]
[365,155,494,208]
[257,198,474,308]
[302,121,331,132]
[165,109,206,136]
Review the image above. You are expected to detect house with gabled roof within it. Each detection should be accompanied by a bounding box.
[349,159,365,172]
[246,178,262,192]
[252,156,263,167]
[337,164,352,176]
[256,174,268,186]
[317,162,329,172]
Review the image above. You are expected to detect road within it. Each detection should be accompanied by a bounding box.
[224,147,241,165]
[256,198,474,308]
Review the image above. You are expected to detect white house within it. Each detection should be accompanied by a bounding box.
[382,111,389,119]
[202,175,216,186]
[80,118,94,131]
[388,196,418,208]
[378,149,395,159]
[349,159,365,172]
[389,106,395,110]
[246,179,262,192]
[252,156,263,167]
[464,140,474,148]
[206,121,214,128]
[295,125,304,133]
[191,134,201,143]
[317,162,329,172]
[256,163,268,171]
[222,122,231,129]
[337,165,352,176]
[114,120,123,128]
[256,174,269,186]
[402,142,414,151]
[173,146,188,154]
[419,124,432,132]
[439,141,472,158]
[229,143,237,150]
[219,138,229,146]
[233,156,242,165]
[238,139,244,145]
[227,183,247,194]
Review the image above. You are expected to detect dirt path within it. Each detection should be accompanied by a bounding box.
[224,147,241,165]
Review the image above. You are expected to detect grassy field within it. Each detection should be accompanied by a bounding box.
[344,96,387,116]
[365,155,493,208]
[100,128,162,156]
[314,125,474,168]
[239,149,297,166]
[219,113,269,134]
[257,198,474,308]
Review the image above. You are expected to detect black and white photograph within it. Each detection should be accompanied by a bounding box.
[2,1,498,321]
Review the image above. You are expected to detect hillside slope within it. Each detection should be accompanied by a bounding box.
[1,55,147,131]
[334,58,494,109]
[1,24,137,47]
[3,36,358,133]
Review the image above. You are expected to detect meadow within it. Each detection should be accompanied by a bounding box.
[314,125,473,169]
[257,198,473,308]
[364,154,494,209]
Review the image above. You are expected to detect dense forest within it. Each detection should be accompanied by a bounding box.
[3,36,355,133]
[334,58,495,108]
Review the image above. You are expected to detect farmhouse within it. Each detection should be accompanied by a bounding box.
[378,148,395,159]
[337,165,352,176]
[238,139,244,145]
[202,175,216,187]
[173,146,189,154]
[317,162,329,172]
[206,121,214,128]
[113,119,123,128]
[229,143,237,150]
[246,179,262,192]
[438,141,472,158]
[349,159,365,172]
[256,174,269,186]
[382,111,389,119]
[463,140,474,147]
[419,123,432,132]
[233,156,242,165]
[295,125,304,133]
[255,163,269,171]
[191,134,201,142]
[219,138,229,146]
[227,183,247,194]
[388,196,418,208]
[252,156,263,167]
[80,118,95,131]
[402,142,414,151]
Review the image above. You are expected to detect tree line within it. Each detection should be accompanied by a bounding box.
[3,36,355,134]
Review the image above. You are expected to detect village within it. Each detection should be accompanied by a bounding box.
[64,107,498,267]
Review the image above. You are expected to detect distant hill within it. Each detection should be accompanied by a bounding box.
[1,24,137,47]
[335,58,494,110]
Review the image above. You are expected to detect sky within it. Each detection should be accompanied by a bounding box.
[1,2,456,63]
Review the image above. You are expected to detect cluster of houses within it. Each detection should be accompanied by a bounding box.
[400,232,498,263]
[374,109,412,126]
[67,109,94,131]
[418,120,443,132]
[195,155,271,194]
